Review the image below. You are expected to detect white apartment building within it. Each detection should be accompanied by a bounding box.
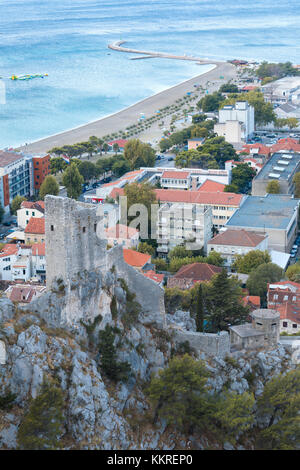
[216,101,255,141]
[160,170,191,190]
[17,201,45,229]
[156,203,213,256]
[0,243,46,283]
[214,120,242,147]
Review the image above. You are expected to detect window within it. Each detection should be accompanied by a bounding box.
[51,225,54,231]
[26,210,29,215]
[94,224,97,232]
[283,321,288,328]
[83,227,86,233]
[293,324,298,328]
[273,294,278,300]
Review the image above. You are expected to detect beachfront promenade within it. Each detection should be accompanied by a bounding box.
[20,43,236,154]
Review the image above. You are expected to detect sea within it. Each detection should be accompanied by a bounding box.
[0,0,299,149]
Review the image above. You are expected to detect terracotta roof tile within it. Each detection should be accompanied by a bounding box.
[123,248,151,267]
[143,270,164,284]
[208,229,267,247]
[162,171,190,179]
[168,263,222,289]
[0,244,19,258]
[198,180,225,192]
[31,243,45,256]
[24,217,45,234]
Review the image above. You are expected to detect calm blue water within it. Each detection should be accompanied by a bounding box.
[0,0,299,148]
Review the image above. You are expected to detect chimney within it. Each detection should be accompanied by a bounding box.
[192,177,197,191]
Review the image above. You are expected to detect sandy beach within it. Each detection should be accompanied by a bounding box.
[20,53,237,154]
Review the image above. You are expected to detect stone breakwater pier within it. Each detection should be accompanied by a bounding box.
[108,40,223,65]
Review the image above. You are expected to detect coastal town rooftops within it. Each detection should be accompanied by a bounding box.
[24,217,45,234]
[225,194,299,230]
[110,187,243,206]
[254,151,300,181]
[161,170,190,179]
[241,143,271,156]
[0,150,25,167]
[208,229,267,247]
[0,244,19,258]
[21,201,45,212]
[143,270,164,285]
[270,139,300,154]
[171,263,222,282]
[198,179,225,192]
[31,243,46,256]
[107,139,128,148]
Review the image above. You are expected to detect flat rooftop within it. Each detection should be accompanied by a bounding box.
[0,151,24,167]
[254,151,300,182]
[226,194,299,230]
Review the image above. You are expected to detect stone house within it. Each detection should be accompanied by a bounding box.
[267,281,300,334]
[167,262,222,290]
[17,201,45,229]
[24,217,45,244]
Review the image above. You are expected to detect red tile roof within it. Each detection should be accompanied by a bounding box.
[107,139,128,148]
[241,143,271,156]
[106,224,138,239]
[270,138,300,153]
[110,187,243,206]
[143,270,164,284]
[21,200,45,211]
[123,249,151,268]
[31,243,45,256]
[24,217,45,234]
[198,180,225,192]
[168,263,222,289]
[267,281,300,324]
[0,244,19,258]
[162,171,190,179]
[8,286,36,303]
[243,295,260,309]
[208,229,267,247]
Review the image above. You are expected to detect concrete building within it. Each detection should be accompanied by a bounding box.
[207,229,268,268]
[251,151,300,196]
[267,281,300,334]
[216,101,255,141]
[214,120,243,147]
[0,242,46,283]
[160,170,191,190]
[229,309,280,350]
[225,158,262,175]
[0,150,50,213]
[17,200,45,229]
[156,202,213,256]
[225,194,300,253]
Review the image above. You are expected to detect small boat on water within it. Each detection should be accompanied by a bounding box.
[10,73,48,81]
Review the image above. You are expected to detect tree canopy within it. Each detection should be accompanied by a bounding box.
[232,250,271,274]
[220,91,276,126]
[39,175,60,200]
[266,180,280,194]
[62,163,84,200]
[124,139,155,169]
[11,195,27,215]
[246,262,283,303]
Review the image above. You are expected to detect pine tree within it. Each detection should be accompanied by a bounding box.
[195,283,204,332]
[205,268,249,332]
[62,162,84,199]
[17,378,64,450]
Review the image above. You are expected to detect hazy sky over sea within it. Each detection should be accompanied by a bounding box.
[0,0,299,148]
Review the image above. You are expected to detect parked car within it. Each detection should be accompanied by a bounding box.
[3,221,12,227]
[290,253,296,258]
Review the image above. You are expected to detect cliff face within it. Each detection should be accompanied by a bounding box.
[0,269,296,450]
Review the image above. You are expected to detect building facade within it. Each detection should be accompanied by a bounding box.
[217,101,255,141]
[156,202,213,256]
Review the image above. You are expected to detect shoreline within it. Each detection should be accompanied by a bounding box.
[19,49,237,154]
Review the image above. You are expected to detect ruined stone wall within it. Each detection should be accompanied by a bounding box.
[171,327,230,357]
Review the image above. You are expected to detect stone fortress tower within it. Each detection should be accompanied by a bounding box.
[45,196,107,289]
[251,308,280,348]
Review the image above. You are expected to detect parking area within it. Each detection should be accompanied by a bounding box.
[289,235,300,264]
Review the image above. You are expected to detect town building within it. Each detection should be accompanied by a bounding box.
[262,77,300,104]
[225,158,262,175]
[156,203,212,256]
[32,154,50,194]
[225,194,299,253]
[107,139,128,152]
[142,270,164,287]
[5,284,46,305]
[187,138,205,150]
[229,309,280,350]
[197,180,225,192]
[214,120,243,147]
[270,138,300,154]
[0,150,50,213]
[207,229,268,268]
[0,242,46,283]
[160,170,191,190]
[267,281,300,334]
[251,151,300,196]
[241,143,271,162]
[167,262,222,289]
[17,200,45,229]
[215,101,255,142]
[105,224,139,249]
[24,217,45,244]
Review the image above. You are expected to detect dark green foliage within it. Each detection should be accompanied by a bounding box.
[256,61,299,80]
[225,163,256,194]
[17,378,64,450]
[39,175,59,200]
[98,325,131,382]
[80,314,103,345]
[204,269,249,332]
[10,195,27,215]
[194,283,204,332]
[246,262,283,304]
[197,92,225,112]
[232,250,271,274]
[0,389,17,410]
[219,83,239,93]
[110,295,118,320]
